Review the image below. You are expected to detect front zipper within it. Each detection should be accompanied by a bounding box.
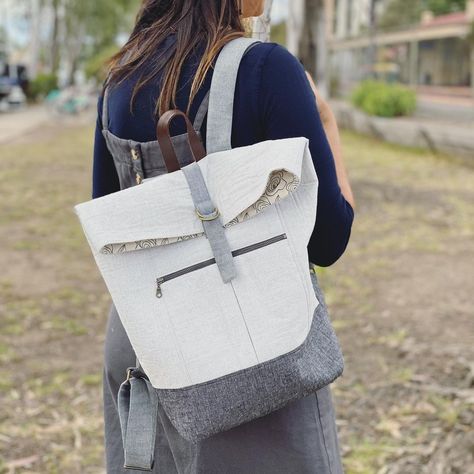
[156,233,287,298]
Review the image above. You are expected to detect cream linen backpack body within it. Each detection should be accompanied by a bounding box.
[75,38,344,471]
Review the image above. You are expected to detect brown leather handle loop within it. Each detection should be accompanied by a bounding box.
[157,110,206,173]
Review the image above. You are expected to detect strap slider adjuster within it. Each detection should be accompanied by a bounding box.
[196,207,220,222]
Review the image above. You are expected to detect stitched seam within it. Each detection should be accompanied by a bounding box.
[160,299,193,386]
[230,280,260,363]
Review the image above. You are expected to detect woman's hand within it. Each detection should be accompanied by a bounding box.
[305,71,356,210]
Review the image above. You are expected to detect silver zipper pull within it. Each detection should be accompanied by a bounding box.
[156,278,164,298]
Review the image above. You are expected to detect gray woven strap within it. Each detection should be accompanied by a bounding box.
[102,86,110,131]
[118,370,159,471]
[206,37,261,154]
[193,90,210,133]
[182,162,237,283]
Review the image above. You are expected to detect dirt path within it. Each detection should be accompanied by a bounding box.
[0,106,95,145]
[0,107,51,144]
[0,122,472,473]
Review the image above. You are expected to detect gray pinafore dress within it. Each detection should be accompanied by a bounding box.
[101,39,345,474]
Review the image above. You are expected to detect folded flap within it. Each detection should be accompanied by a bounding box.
[74,137,312,254]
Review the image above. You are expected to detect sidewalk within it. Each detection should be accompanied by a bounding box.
[331,100,474,160]
[416,98,474,123]
[0,106,51,144]
[0,105,95,145]
[416,87,474,123]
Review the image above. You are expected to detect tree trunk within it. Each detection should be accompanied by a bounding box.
[368,0,378,70]
[287,0,305,56]
[299,0,329,98]
[471,46,474,98]
[29,0,42,79]
[50,0,61,75]
[66,50,80,86]
[64,14,86,86]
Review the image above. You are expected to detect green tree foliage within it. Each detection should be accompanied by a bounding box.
[62,0,139,83]
[426,0,466,15]
[64,0,140,55]
[379,1,424,30]
[31,0,139,80]
[379,0,467,30]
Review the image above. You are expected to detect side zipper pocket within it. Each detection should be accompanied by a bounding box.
[156,234,287,298]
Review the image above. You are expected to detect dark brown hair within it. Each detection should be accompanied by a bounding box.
[107,0,245,116]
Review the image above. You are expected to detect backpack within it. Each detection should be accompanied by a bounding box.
[74,38,344,471]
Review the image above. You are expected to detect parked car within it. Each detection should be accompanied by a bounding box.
[0,62,28,110]
[8,85,27,107]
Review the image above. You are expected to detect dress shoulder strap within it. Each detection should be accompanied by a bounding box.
[206,37,261,154]
[102,85,110,131]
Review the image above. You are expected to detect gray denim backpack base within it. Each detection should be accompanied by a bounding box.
[74,38,344,472]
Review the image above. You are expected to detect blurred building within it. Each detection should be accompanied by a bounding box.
[1,0,44,78]
[288,0,474,96]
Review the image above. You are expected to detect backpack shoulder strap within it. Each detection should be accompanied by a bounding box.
[192,90,210,133]
[206,37,261,154]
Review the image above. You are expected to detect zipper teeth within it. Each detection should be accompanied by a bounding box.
[158,233,287,284]
[232,233,287,257]
[158,257,216,282]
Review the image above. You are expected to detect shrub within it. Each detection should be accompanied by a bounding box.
[28,73,58,101]
[351,80,417,117]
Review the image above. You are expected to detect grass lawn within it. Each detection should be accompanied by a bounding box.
[0,122,473,473]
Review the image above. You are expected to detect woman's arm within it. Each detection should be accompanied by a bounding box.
[258,44,354,267]
[92,95,121,199]
[305,72,355,209]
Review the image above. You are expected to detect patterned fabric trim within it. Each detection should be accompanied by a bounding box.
[101,169,300,255]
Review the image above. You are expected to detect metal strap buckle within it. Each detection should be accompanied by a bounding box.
[196,207,220,222]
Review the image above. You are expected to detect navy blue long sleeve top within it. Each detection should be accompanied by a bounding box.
[93,39,354,267]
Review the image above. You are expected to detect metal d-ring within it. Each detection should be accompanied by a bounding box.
[196,207,220,222]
